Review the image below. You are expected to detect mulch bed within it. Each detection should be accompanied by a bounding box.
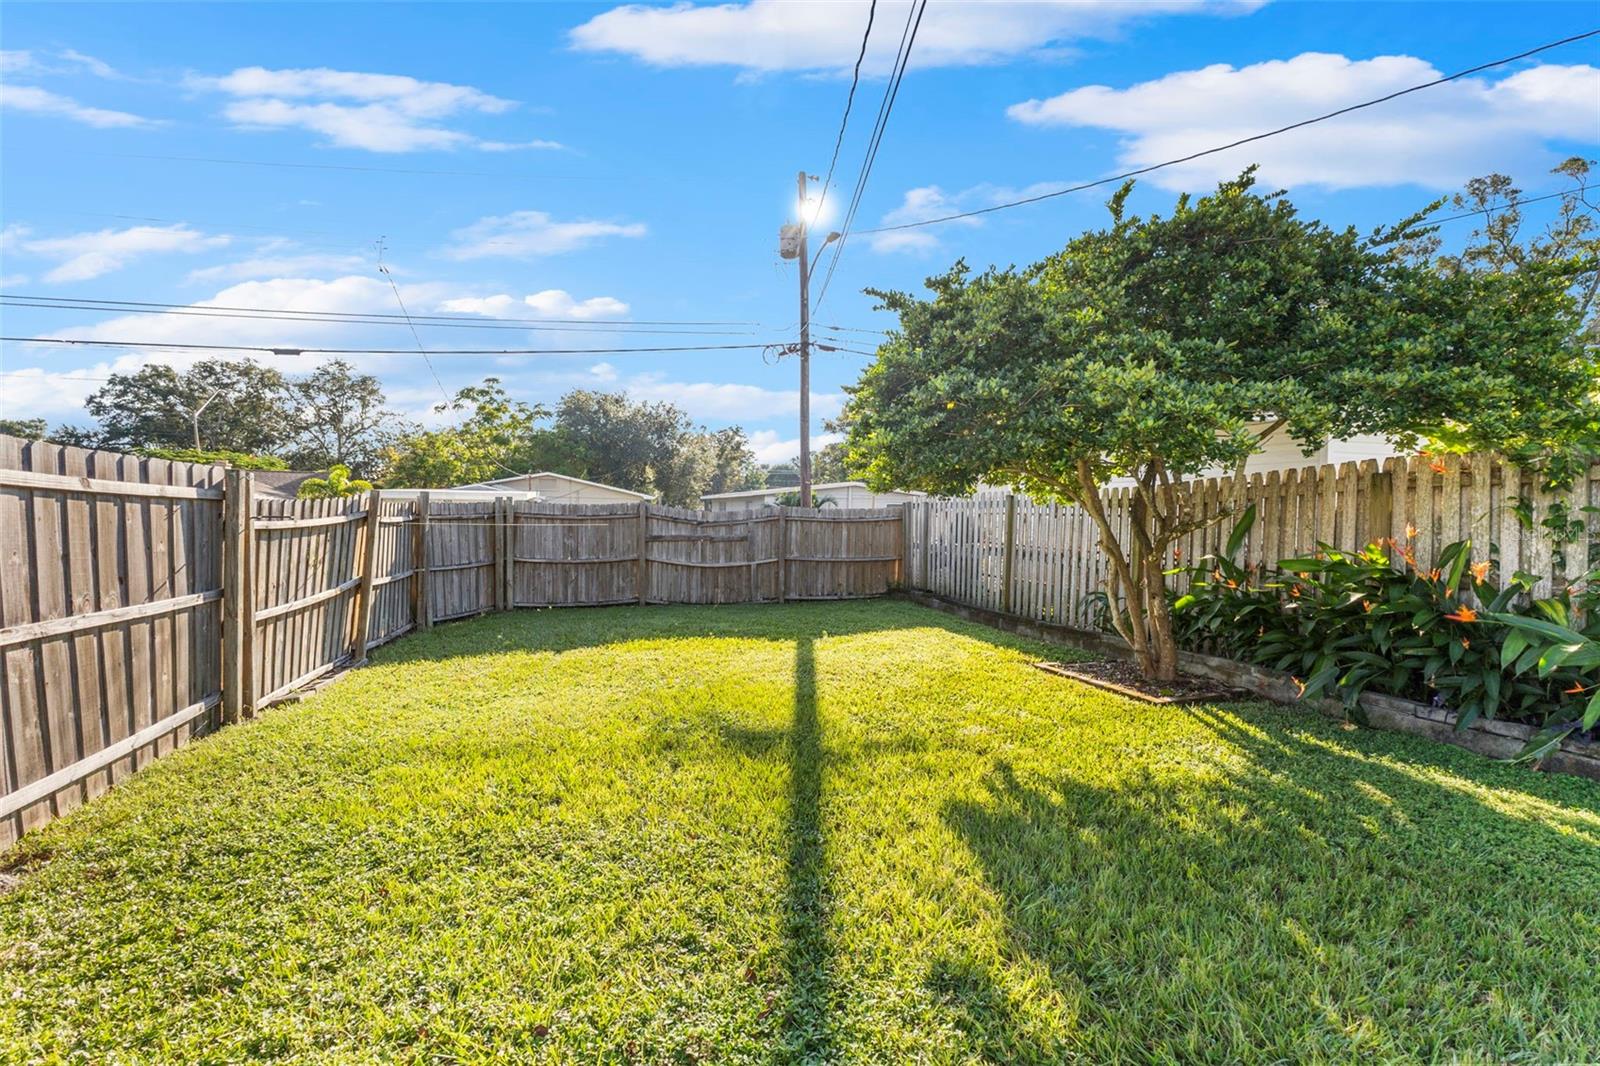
[1033,658,1238,705]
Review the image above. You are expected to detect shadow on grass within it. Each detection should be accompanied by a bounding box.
[935,708,1600,1062]
[779,636,834,1063]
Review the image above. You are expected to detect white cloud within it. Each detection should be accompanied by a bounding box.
[0,274,27,288]
[867,185,984,253]
[571,0,1259,73]
[45,275,459,362]
[439,290,631,319]
[196,65,560,153]
[185,253,371,284]
[1007,53,1600,190]
[747,429,843,465]
[14,224,230,282]
[475,139,565,152]
[527,290,631,319]
[0,364,112,421]
[624,371,842,422]
[1,48,123,79]
[59,50,122,80]
[442,210,647,259]
[0,83,155,128]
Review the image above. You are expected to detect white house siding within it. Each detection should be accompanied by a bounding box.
[454,472,651,504]
[701,481,925,512]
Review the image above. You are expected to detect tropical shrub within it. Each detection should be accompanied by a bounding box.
[1488,607,1600,759]
[1171,512,1597,741]
[297,464,373,499]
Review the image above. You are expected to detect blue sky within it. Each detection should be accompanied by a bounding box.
[2,1,1596,464]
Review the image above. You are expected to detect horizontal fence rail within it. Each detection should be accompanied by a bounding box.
[904,454,1600,629]
[0,430,907,845]
[0,437,224,847]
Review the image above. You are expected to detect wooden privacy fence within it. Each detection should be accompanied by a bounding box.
[0,433,905,845]
[904,453,1600,628]
[0,439,225,847]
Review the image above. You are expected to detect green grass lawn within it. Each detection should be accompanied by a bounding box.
[2,600,1598,1064]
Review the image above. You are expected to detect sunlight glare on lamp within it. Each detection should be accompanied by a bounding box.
[798,189,834,229]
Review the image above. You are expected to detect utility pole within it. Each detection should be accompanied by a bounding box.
[795,169,813,508]
[780,173,838,509]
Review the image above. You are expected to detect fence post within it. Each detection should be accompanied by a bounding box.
[921,502,931,593]
[776,508,787,603]
[221,469,249,726]
[501,496,516,611]
[242,473,256,718]
[1000,493,1017,614]
[636,501,649,605]
[351,489,382,664]
[492,496,507,613]
[899,502,911,588]
[414,492,432,630]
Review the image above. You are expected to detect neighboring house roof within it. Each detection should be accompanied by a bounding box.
[251,470,328,497]
[701,481,927,502]
[456,471,654,501]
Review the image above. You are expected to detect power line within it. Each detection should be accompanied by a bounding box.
[1,336,790,356]
[858,27,1600,236]
[376,239,451,405]
[814,0,928,314]
[0,293,763,328]
[815,0,878,225]
[0,299,765,336]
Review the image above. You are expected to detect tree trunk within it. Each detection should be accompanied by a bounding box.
[1077,461,1182,683]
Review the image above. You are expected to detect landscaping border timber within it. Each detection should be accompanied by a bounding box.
[892,590,1600,782]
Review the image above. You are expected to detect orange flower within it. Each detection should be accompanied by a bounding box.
[1292,676,1307,697]
[1289,584,1302,598]
[1443,605,1478,623]
[1428,568,1442,582]
[1405,523,1419,540]
[1173,547,1184,562]
[1362,599,1374,613]
[1461,637,1471,650]
[1429,458,1447,474]
[1470,560,1492,582]
[1211,568,1223,582]
[1226,579,1239,589]
[1565,682,1589,695]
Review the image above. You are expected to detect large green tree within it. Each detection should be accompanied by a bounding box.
[845,171,1596,680]
[705,426,766,495]
[81,359,292,453]
[381,379,549,488]
[284,359,413,479]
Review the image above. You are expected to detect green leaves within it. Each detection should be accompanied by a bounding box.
[1173,538,1599,743]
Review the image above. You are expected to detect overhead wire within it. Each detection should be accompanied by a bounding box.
[0,293,764,328]
[856,27,1600,236]
[0,336,792,356]
[814,0,879,225]
[0,299,766,336]
[813,0,928,315]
